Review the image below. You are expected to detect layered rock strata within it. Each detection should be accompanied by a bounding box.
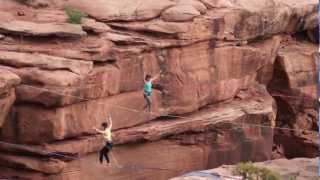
[0,92,275,179]
[0,0,318,179]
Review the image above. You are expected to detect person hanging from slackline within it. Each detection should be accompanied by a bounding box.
[93,115,113,166]
[143,70,162,112]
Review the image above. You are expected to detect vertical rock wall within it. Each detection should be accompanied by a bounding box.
[268,36,318,158]
[0,0,318,179]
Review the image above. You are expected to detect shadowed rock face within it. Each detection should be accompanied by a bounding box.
[268,39,318,158]
[0,0,317,179]
[0,70,20,128]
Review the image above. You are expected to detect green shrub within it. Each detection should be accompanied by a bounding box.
[288,176,296,180]
[259,167,281,180]
[233,162,281,180]
[64,6,87,24]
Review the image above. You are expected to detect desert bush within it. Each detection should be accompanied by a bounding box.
[64,6,87,24]
[233,162,281,180]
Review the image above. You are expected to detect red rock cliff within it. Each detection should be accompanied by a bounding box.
[0,0,318,179]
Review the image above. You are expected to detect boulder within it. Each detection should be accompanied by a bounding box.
[174,0,207,14]
[0,20,87,37]
[81,18,111,34]
[161,5,201,22]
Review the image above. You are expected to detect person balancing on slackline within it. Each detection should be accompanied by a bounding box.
[143,70,161,112]
[93,115,113,166]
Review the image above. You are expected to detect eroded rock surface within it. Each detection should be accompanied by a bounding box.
[0,20,87,37]
[0,50,93,75]
[268,38,318,158]
[0,70,20,128]
[0,92,275,179]
[0,0,318,179]
[2,90,163,144]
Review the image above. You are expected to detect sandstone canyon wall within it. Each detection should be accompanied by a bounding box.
[0,0,318,179]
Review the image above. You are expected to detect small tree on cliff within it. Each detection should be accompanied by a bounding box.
[64,6,87,24]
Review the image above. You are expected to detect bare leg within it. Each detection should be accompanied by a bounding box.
[144,93,152,111]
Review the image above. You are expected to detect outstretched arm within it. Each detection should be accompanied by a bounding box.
[93,127,104,134]
[143,72,146,83]
[107,115,113,129]
[151,70,162,82]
